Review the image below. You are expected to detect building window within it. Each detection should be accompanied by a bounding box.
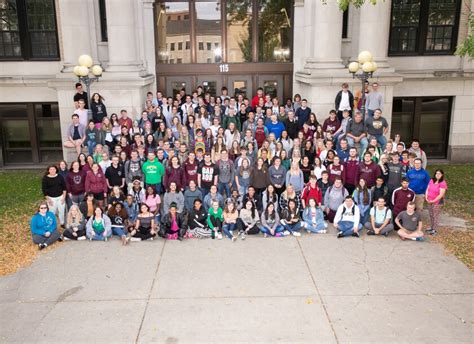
[342,8,349,39]
[185,40,190,49]
[177,58,182,63]
[206,42,211,50]
[392,97,452,158]
[389,0,461,55]
[170,42,175,51]
[98,0,108,42]
[198,41,204,50]
[178,41,182,50]
[0,0,59,60]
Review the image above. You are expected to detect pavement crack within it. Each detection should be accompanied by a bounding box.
[362,239,371,296]
[135,241,166,344]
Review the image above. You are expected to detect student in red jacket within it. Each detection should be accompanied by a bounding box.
[85,163,108,208]
[356,151,381,188]
[301,175,322,208]
[392,178,415,228]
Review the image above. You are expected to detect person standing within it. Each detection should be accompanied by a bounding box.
[425,169,448,236]
[73,82,88,108]
[42,165,67,227]
[406,158,431,212]
[142,151,165,195]
[356,152,381,189]
[296,99,311,128]
[365,82,383,118]
[198,153,218,197]
[391,178,415,225]
[335,83,354,122]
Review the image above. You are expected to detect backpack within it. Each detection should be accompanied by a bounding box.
[343,205,355,216]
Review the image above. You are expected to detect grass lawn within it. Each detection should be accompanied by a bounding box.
[0,165,472,275]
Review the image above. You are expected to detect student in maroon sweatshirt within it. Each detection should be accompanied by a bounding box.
[356,151,381,188]
[391,178,415,223]
[163,156,187,192]
[85,163,108,208]
[327,155,345,185]
[344,147,360,194]
[66,160,87,205]
[183,152,199,185]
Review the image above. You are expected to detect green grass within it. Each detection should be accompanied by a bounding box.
[0,170,43,214]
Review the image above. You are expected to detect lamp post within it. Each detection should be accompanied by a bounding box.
[73,54,103,118]
[348,51,378,116]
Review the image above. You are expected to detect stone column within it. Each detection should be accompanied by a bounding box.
[304,0,344,70]
[57,0,96,70]
[105,0,143,73]
[357,1,391,67]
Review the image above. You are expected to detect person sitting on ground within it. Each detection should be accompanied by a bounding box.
[222,200,239,242]
[280,199,303,237]
[334,195,362,238]
[63,205,86,241]
[365,197,394,236]
[207,200,224,239]
[159,202,187,240]
[237,199,261,240]
[130,203,157,241]
[260,202,284,237]
[86,206,112,241]
[395,202,425,241]
[187,199,212,238]
[30,201,62,250]
[107,202,130,245]
[302,198,328,234]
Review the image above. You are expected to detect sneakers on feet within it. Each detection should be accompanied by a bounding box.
[352,232,360,238]
[241,232,246,240]
[63,236,71,241]
[38,243,47,250]
[282,230,290,236]
[416,236,426,241]
[217,233,223,240]
[130,237,141,242]
[231,237,237,242]
[77,236,86,241]
[57,236,63,242]
[337,231,344,238]
[292,231,301,237]
[367,230,375,236]
[318,229,327,234]
[263,233,268,238]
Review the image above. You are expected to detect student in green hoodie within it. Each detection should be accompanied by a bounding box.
[142,151,165,195]
[207,200,223,240]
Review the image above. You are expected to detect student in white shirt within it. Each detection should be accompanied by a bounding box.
[365,197,394,236]
[334,195,362,238]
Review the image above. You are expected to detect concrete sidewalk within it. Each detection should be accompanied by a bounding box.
[0,228,472,343]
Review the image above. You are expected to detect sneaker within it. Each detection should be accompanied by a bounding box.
[89,237,93,241]
[38,243,46,250]
[231,236,237,242]
[130,237,141,242]
[104,236,108,242]
[282,230,291,236]
[292,231,301,237]
[352,232,360,238]
[367,230,375,236]
[217,233,223,240]
[275,233,282,237]
[241,232,246,240]
[57,236,63,242]
[337,231,344,238]
[63,236,71,241]
[177,236,183,241]
[263,233,268,238]
[77,236,86,241]
[383,232,389,237]
[148,237,154,241]
[318,229,327,234]
[415,236,425,241]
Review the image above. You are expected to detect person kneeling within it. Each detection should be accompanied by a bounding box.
[160,202,186,240]
[395,202,425,241]
[334,196,362,238]
[302,198,328,234]
[30,202,62,250]
[365,197,393,236]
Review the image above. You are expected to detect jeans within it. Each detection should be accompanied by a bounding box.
[88,231,111,241]
[222,222,236,239]
[238,185,248,199]
[374,134,387,150]
[146,183,162,195]
[86,140,97,156]
[367,109,375,118]
[111,225,126,237]
[70,194,85,205]
[336,221,363,237]
[48,195,66,225]
[32,230,61,246]
[260,224,285,236]
[346,137,368,157]
[304,222,328,233]
[218,182,231,198]
[282,221,303,233]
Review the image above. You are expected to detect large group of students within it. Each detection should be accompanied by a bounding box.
[30,81,448,250]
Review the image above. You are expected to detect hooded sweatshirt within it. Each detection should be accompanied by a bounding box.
[323,185,349,211]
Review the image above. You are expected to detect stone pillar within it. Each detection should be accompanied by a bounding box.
[304,0,344,70]
[357,1,391,67]
[105,0,143,73]
[57,0,97,70]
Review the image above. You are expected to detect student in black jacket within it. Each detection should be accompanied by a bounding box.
[187,199,212,238]
[42,165,67,226]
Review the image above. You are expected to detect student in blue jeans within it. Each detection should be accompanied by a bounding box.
[86,207,112,241]
[30,202,62,250]
[222,200,238,242]
[260,202,285,237]
[302,198,328,234]
[334,196,362,238]
[280,199,303,237]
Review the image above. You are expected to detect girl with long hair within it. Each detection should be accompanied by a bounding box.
[425,169,448,236]
[353,178,372,224]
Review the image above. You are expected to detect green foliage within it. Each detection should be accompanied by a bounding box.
[455,12,474,58]
[334,0,378,11]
